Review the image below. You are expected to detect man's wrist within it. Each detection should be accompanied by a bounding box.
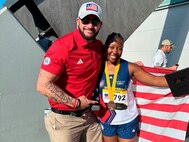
[75,98,81,109]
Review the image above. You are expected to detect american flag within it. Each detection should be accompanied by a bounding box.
[86,3,98,12]
[132,66,189,142]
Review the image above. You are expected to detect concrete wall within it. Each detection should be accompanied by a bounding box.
[122,2,189,70]
[11,0,162,43]
[0,7,49,142]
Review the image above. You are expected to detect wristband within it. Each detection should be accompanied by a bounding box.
[73,99,77,109]
[75,99,81,109]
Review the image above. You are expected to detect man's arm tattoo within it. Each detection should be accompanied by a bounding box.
[45,82,74,106]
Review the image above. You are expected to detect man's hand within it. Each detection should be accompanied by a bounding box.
[170,64,179,71]
[77,96,99,110]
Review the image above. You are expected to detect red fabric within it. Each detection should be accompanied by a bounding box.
[133,66,189,142]
[41,29,103,110]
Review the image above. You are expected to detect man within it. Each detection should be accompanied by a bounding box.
[152,39,178,70]
[36,2,103,142]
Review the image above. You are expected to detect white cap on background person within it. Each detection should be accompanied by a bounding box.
[161,39,175,48]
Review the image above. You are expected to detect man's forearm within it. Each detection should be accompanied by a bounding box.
[44,81,75,107]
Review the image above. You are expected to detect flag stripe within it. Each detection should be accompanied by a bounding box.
[138,103,189,112]
[141,66,173,74]
[139,115,188,130]
[140,123,186,140]
[132,84,171,94]
[136,96,189,105]
[139,130,184,142]
[140,108,189,122]
[134,91,173,100]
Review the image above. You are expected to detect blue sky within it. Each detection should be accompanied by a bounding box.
[0,0,6,9]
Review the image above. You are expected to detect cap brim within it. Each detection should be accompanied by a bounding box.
[171,45,176,48]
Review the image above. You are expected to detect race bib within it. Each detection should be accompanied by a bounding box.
[102,87,128,105]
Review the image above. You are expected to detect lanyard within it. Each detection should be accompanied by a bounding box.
[105,59,120,101]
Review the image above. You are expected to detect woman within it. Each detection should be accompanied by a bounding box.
[97,32,168,142]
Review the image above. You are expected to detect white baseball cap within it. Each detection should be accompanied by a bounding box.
[162,39,175,48]
[78,2,102,21]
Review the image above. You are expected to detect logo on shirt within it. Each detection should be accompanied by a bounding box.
[43,57,51,65]
[77,59,83,64]
[117,81,125,85]
[132,129,136,133]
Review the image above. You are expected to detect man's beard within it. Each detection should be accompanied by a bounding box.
[78,26,99,41]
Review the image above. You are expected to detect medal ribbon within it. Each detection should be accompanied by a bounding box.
[105,59,120,101]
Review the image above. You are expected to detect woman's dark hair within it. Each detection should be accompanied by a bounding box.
[103,32,124,54]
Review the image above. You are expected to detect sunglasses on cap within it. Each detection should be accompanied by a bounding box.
[80,16,100,26]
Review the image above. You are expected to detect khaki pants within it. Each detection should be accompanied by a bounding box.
[44,110,102,142]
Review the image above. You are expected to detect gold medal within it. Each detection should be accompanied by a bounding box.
[107,101,116,110]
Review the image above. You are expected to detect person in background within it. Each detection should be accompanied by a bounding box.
[36,2,103,142]
[97,32,169,142]
[151,39,178,70]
